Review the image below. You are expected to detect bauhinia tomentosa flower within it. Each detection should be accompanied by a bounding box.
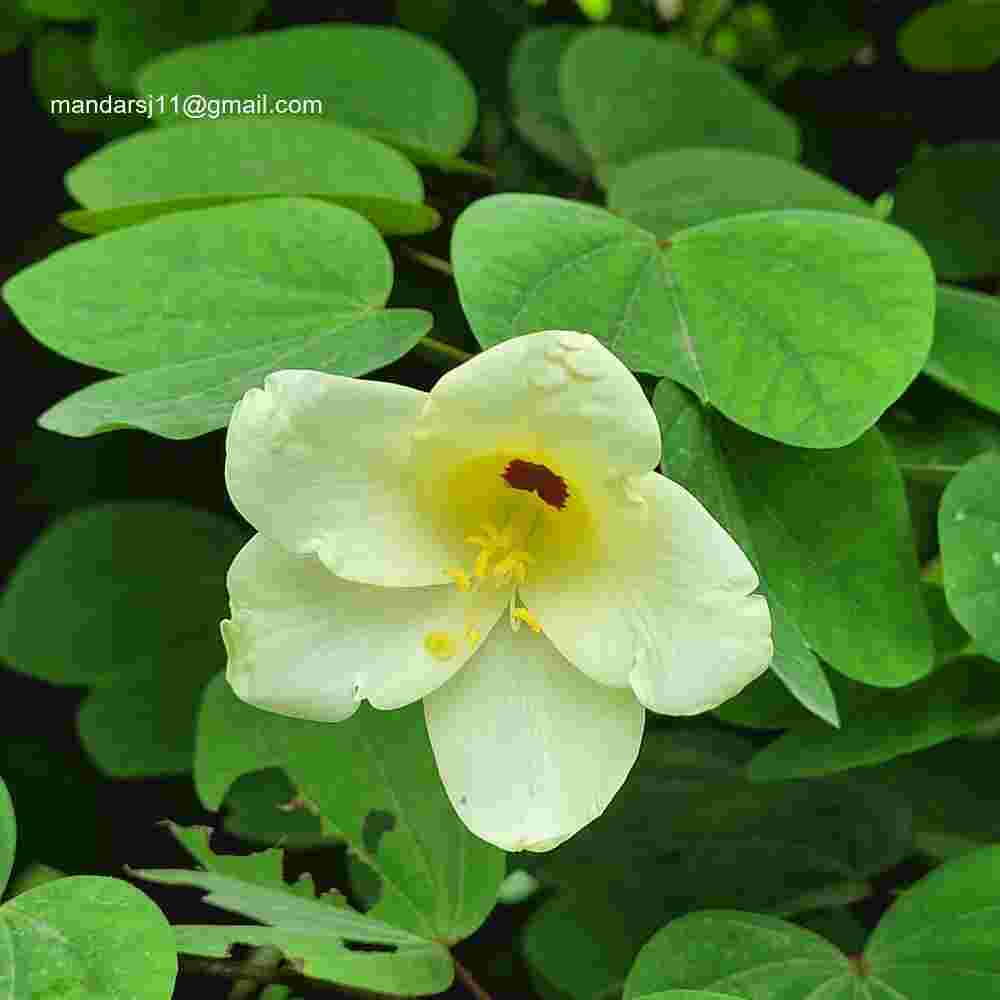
[222,331,772,852]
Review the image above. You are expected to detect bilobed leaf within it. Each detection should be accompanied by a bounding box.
[195,674,505,943]
[0,503,246,775]
[560,27,800,184]
[655,381,933,691]
[61,193,440,238]
[137,25,477,158]
[864,845,1000,994]
[608,148,874,241]
[0,778,14,898]
[748,657,1000,781]
[623,911,850,999]
[892,142,1000,280]
[926,285,1000,417]
[509,27,591,176]
[172,924,453,996]
[939,452,1000,661]
[899,0,1000,71]
[524,726,911,1000]
[37,309,432,440]
[654,379,837,725]
[63,118,438,237]
[0,876,176,999]
[4,199,432,439]
[453,194,935,448]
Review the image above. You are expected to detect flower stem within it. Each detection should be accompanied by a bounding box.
[453,956,495,1000]
[416,336,473,368]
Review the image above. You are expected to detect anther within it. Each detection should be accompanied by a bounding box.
[424,631,457,661]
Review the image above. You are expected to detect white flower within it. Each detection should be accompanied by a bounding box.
[221,331,772,852]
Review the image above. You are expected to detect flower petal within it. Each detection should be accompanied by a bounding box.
[222,534,507,721]
[423,620,645,852]
[226,370,457,586]
[416,331,661,484]
[522,471,772,711]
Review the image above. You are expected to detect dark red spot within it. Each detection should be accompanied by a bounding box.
[502,459,569,510]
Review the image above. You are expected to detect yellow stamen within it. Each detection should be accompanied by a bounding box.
[424,631,457,661]
[446,567,472,592]
[512,607,543,634]
[464,624,482,646]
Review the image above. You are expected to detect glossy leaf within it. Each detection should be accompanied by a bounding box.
[624,911,850,999]
[940,452,1000,660]
[899,0,1000,71]
[137,25,477,157]
[608,148,873,241]
[560,27,799,183]
[64,118,437,236]
[654,379,837,724]
[892,143,1000,280]
[748,658,1000,781]
[926,285,1000,417]
[196,674,505,943]
[509,27,591,176]
[453,195,935,447]
[5,199,431,439]
[0,876,176,999]
[656,381,933,689]
[0,503,246,775]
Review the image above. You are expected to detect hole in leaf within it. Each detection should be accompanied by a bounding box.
[343,940,397,953]
[362,809,396,855]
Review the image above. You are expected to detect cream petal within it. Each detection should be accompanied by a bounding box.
[423,620,645,852]
[416,331,661,485]
[225,370,459,587]
[522,471,772,711]
[222,535,507,721]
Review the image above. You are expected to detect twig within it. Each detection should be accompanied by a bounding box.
[453,956,495,1000]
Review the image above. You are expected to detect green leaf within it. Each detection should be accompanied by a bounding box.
[195,674,505,943]
[864,845,1000,993]
[453,195,935,448]
[509,27,591,176]
[560,27,799,184]
[899,0,1000,71]
[0,778,13,898]
[608,148,874,241]
[0,502,246,775]
[892,143,1000,280]
[748,657,1000,781]
[940,452,1000,660]
[654,379,837,724]
[61,192,440,238]
[22,0,95,18]
[63,118,437,236]
[91,0,266,92]
[870,741,1000,856]
[926,285,1000,418]
[0,876,176,999]
[623,911,850,999]
[524,727,911,1000]
[220,769,327,848]
[655,381,934,689]
[172,924,453,996]
[133,866,422,943]
[164,822,292,891]
[882,382,1000,484]
[137,25,477,157]
[4,198,431,439]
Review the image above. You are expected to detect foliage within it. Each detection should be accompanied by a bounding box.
[5,1,1000,998]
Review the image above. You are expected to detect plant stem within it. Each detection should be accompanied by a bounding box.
[453,956,495,1000]
[400,245,454,276]
[416,336,473,368]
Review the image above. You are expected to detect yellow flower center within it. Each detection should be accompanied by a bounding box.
[421,449,596,659]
